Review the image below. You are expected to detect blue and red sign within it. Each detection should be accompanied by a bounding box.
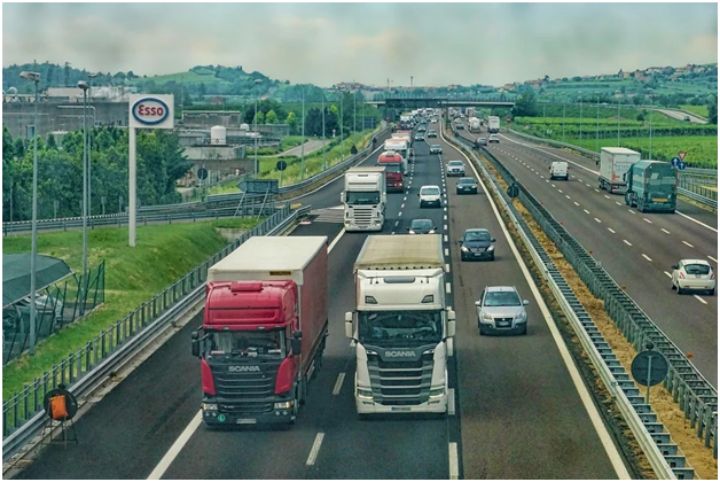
[129,94,174,129]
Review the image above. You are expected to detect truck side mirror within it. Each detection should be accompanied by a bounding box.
[344,312,354,339]
[191,330,200,358]
[672,264,679,270]
[291,331,302,354]
[447,310,456,338]
[340,192,345,203]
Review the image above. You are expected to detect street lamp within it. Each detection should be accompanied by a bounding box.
[87,73,98,217]
[77,81,89,281]
[20,70,40,354]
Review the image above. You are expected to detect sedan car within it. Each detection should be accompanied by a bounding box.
[418,185,442,208]
[672,259,715,295]
[414,134,425,142]
[488,134,500,143]
[476,286,529,335]
[459,228,495,260]
[408,218,437,234]
[429,144,443,154]
[446,160,466,177]
[427,130,438,138]
[474,137,488,148]
[456,177,478,194]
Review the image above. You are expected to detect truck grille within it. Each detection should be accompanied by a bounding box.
[209,358,280,414]
[352,207,375,226]
[366,351,434,405]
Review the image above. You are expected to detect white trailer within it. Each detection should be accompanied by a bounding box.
[383,139,409,174]
[599,147,641,193]
[345,235,456,416]
[468,117,481,132]
[341,167,386,232]
[487,116,500,133]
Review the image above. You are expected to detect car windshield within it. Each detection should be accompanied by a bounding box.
[432,145,441,149]
[346,191,380,205]
[207,330,285,358]
[483,291,521,307]
[449,161,463,167]
[421,187,440,195]
[459,178,475,185]
[684,264,711,275]
[465,230,490,241]
[358,310,443,345]
[411,219,432,230]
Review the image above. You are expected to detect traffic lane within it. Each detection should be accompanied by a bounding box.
[440,133,619,478]
[501,132,718,229]
[487,144,717,384]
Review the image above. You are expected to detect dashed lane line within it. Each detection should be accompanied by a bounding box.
[682,240,694,248]
[607,227,616,234]
[332,372,346,396]
[694,295,708,305]
[623,239,632,246]
[661,228,671,235]
[306,433,325,466]
[642,253,653,262]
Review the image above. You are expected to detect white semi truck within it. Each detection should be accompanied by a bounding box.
[487,116,500,133]
[345,235,456,417]
[468,117,482,132]
[342,167,387,232]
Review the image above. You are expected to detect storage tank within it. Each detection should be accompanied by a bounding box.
[210,125,227,145]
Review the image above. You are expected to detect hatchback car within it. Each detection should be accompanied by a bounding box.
[418,185,442,208]
[427,130,438,138]
[408,218,437,234]
[474,137,488,148]
[414,134,425,142]
[446,160,465,177]
[456,177,478,195]
[488,134,500,143]
[672,259,715,295]
[430,144,443,154]
[476,286,529,335]
[459,228,495,261]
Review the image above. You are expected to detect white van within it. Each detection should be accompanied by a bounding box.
[549,161,569,181]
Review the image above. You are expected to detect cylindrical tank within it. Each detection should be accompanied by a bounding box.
[210,125,227,145]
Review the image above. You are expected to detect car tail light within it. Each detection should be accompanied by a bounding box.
[274,355,297,395]
[201,359,216,396]
[679,271,685,279]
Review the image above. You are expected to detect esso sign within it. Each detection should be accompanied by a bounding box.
[128,94,174,129]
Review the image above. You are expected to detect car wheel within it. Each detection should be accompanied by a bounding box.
[709,288,715,296]
[490,253,495,261]
[677,286,683,295]
[671,283,676,290]
[478,324,486,336]
[461,253,466,261]
[519,325,527,335]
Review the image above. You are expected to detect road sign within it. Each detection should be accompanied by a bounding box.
[276,160,288,171]
[507,183,519,198]
[631,349,668,403]
[129,95,174,129]
[197,167,208,180]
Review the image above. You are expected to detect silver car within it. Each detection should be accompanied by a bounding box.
[476,286,529,335]
[446,160,465,177]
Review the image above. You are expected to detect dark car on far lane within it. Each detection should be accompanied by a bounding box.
[459,228,496,261]
[456,177,478,194]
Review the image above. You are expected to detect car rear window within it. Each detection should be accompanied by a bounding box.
[421,187,440,195]
[685,264,711,275]
[484,291,521,307]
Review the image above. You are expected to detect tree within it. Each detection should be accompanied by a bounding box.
[707,95,717,124]
[511,86,538,117]
[254,111,265,125]
[286,111,298,134]
[265,109,278,124]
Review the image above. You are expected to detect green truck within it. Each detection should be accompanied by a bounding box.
[624,160,677,213]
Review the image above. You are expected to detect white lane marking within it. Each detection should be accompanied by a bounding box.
[551,183,556,188]
[628,209,636,215]
[445,263,451,272]
[661,228,671,235]
[607,227,616,234]
[545,179,549,183]
[444,224,448,231]
[664,271,672,278]
[444,206,448,212]
[583,209,590,215]
[449,443,459,480]
[445,282,452,294]
[401,203,405,209]
[444,214,448,221]
[623,239,632,246]
[565,195,571,200]
[454,130,631,480]
[643,218,652,224]
[444,234,448,242]
[642,253,652,262]
[694,295,708,305]
[594,189,600,193]
[394,220,399,227]
[306,432,325,466]
[708,256,718,263]
[147,411,203,479]
[328,229,346,253]
[615,201,622,206]
[403,196,407,202]
[676,210,717,233]
[682,240,694,248]
[573,201,580,207]
[558,189,563,193]
[398,211,403,217]
[444,248,449,257]
[448,388,456,415]
[594,218,602,223]
[604,195,611,200]
[332,372,346,396]
[586,183,591,188]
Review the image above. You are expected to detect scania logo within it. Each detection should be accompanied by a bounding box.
[384,350,416,358]
[228,365,261,373]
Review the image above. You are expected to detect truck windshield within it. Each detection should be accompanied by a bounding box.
[347,191,381,205]
[382,164,402,173]
[207,330,285,358]
[358,310,443,345]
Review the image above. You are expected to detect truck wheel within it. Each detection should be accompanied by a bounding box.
[357,413,370,421]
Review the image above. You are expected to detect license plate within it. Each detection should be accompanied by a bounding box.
[652,197,667,202]
[237,418,257,424]
[391,406,411,412]
[496,321,510,328]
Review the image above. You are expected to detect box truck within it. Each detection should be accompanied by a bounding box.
[599,147,641,193]
[487,116,500,133]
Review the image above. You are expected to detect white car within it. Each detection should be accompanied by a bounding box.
[672,259,715,295]
[488,134,500,143]
[446,160,465,177]
[418,185,442,208]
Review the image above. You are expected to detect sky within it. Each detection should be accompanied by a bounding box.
[2,2,718,87]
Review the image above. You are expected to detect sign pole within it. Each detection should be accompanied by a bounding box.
[129,126,137,247]
[645,355,653,403]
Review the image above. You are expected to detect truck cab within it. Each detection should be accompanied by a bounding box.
[342,167,387,232]
[624,160,677,213]
[378,151,406,193]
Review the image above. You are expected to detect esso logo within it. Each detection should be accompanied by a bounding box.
[131,97,169,125]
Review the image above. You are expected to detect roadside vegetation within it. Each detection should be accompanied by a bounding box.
[2,218,258,397]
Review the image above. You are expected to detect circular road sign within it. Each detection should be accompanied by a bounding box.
[131,97,170,126]
[276,160,288,171]
[197,167,208,180]
[631,350,669,387]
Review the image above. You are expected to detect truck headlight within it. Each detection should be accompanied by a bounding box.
[202,403,218,412]
[357,387,373,398]
[429,387,445,397]
[274,401,294,410]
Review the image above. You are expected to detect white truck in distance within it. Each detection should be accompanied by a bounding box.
[341,167,386,232]
[487,116,500,133]
[383,139,409,173]
[345,235,456,417]
[598,147,641,193]
[468,117,482,132]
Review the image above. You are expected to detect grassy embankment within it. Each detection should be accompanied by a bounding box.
[679,104,709,118]
[3,218,258,397]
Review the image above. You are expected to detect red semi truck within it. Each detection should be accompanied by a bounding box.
[192,236,329,426]
[377,151,405,192]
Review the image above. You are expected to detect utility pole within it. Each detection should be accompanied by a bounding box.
[596,96,600,152]
[321,93,325,139]
[339,93,344,140]
[301,87,305,179]
[617,98,621,147]
[353,90,357,133]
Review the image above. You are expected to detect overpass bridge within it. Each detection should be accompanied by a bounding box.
[367,97,515,109]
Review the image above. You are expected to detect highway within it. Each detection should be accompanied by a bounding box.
[457,125,717,385]
[14,123,627,479]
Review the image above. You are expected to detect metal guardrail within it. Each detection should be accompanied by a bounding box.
[508,128,718,209]
[449,129,716,478]
[2,205,303,461]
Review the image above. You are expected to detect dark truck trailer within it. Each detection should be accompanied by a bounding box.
[192,236,328,426]
[624,160,678,213]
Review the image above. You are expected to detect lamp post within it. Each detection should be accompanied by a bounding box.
[300,87,306,179]
[78,81,90,280]
[20,70,40,354]
[87,73,98,217]
[253,78,262,176]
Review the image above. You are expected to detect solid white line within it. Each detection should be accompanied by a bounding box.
[448,388,456,416]
[623,239,632,246]
[607,227,616,234]
[445,282,452,294]
[306,432,325,466]
[594,218,602,223]
[664,271,672,278]
[708,256,718,263]
[694,295,708,305]
[328,229,346,253]
[642,253,652,262]
[676,210,718,233]
[661,228,671,235]
[682,240,694,248]
[332,372,346,396]
[448,443,459,480]
[147,411,203,479]
[573,201,580,207]
[643,218,652,224]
